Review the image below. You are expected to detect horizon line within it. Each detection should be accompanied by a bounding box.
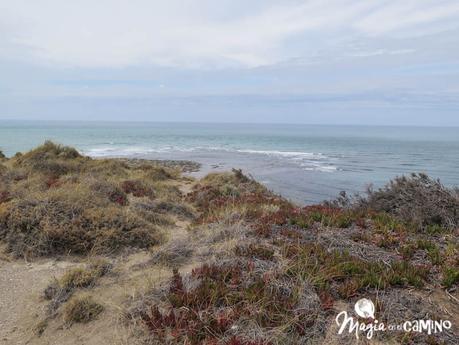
[0,118,458,129]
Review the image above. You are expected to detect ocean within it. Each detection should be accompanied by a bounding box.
[1,120,458,204]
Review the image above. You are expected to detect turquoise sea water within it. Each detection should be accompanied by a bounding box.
[1,120,458,204]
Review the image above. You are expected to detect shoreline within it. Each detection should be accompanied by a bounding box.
[2,122,458,205]
[0,142,458,345]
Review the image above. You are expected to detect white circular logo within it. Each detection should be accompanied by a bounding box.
[354,298,375,319]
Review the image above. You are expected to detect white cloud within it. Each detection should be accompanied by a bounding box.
[353,1,459,36]
[0,0,458,68]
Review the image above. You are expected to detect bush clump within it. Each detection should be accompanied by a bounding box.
[0,163,7,175]
[63,295,104,324]
[0,197,161,257]
[194,169,265,202]
[12,141,84,177]
[145,166,176,181]
[187,169,288,225]
[121,179,155,198]
[17,140,81,161]
[358,173,458,230]
[59,259,111,290]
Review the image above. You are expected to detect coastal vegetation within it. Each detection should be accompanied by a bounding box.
[0,142,457,344]
[0,141,195,258]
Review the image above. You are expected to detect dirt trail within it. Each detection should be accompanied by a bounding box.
[0,180,198,345]
[0,233,194,345]
[0,258,77,344]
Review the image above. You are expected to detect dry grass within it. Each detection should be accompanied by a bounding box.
[0,141,194,258]
[59,258,112,290]
[44,257,112,318]
[150,238,194,268]
[63,295,104,324]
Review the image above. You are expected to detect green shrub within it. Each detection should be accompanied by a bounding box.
[416,239,442,265]
[442,267,459,288]
[400,243,417,259]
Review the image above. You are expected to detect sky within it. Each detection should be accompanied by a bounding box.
[0,0,458,125]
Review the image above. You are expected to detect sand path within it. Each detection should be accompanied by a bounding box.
[0,181,197,345]
[0,258,77,344]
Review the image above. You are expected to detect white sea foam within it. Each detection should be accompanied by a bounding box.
[85,145,203,157]
[84,146,164,157]
[303,165,338,172]
[84,146,339,173]
[237,149,325,159]
[236,149,338,172]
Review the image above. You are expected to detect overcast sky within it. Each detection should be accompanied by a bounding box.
[0,0,458,125]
